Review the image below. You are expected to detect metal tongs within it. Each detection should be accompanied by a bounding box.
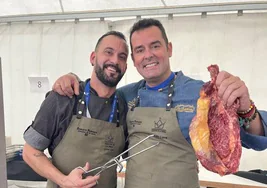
[77,134,159,179]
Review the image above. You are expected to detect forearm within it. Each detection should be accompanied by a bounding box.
[23,143,66,186]
[245,113,264,136]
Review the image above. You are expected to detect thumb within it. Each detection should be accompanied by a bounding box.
[83,162,90,171]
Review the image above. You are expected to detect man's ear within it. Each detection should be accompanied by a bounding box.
[90,52,96,66]
[167,42,173,58]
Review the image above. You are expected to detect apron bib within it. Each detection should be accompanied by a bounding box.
[47,82,125,188]
[125,78,199,188]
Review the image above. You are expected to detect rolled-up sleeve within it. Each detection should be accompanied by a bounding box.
[241,110,267,151]
[24,126,50,151]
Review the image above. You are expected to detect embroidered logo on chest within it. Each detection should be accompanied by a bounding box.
[128,97,138,109]
[151,118,167,133]
[104,134,115,151]
[129,120,142,127]
[174,104,195,112]
[77,127,97,136]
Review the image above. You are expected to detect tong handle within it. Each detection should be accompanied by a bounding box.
[82,165,107,179]
[82,172,88,179]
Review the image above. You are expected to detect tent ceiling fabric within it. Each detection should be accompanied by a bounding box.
[1,0,267,17]
[62,0,164,12]
[0,0,61,16]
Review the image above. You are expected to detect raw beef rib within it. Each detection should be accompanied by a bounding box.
[189,64,241,176]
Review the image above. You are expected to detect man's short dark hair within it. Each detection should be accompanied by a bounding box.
[129,18,169,52]
[95,31,127,51]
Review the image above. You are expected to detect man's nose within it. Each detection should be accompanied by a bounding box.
[109,55,119,64]
[144,49,153,61]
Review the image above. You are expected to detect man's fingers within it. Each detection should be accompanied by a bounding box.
[52,81,59,91]
[73,79,80,96]
[52,74,78,97]
[222,81,243,106]
[84,181,97,188]
[216,71,231,88]
[83,175,100,188]
[83,162,90,171]
[52,79,69,97]
[76,162,90,175]
[217,76,238,98]
[53,84,66,96]
[62,80,74,98]
[77,175,99,188]
[81,181,97,188]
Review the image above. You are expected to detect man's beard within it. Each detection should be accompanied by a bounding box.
[95,61,124,87]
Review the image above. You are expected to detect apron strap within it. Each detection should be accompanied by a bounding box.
[77,94,86,119]
[116,99,120,127]
[166,78,175,111]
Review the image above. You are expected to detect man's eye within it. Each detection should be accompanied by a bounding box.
[136,49,143,53]
[120,55,127,61]
[105,50,113,55]
[152,45,160,49]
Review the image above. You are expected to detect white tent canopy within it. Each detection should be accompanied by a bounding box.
[1,0,267,23]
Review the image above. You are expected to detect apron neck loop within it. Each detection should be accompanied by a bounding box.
[77,81,120,126]
[77,94,86,119]
[132,74,176,111]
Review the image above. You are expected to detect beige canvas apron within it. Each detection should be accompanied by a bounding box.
[125,79,199,188]
[46,90,125,188]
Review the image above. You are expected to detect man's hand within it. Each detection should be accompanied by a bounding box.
[52,73,80,98]
[60,162,100,188]
[216,71,251,111]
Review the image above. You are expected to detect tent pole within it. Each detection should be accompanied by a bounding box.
[0,58,7,188]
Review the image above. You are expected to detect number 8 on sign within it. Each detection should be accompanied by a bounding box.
[37,81,42,88]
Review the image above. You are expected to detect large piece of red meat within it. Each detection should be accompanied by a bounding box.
[189,64,242,176]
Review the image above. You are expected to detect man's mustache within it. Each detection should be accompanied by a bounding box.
[103,64,121,74]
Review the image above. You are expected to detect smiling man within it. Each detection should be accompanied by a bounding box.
[130,25,172,87]
[22,31,129,188]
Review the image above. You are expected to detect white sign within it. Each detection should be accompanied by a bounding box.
[28,76,50,93]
